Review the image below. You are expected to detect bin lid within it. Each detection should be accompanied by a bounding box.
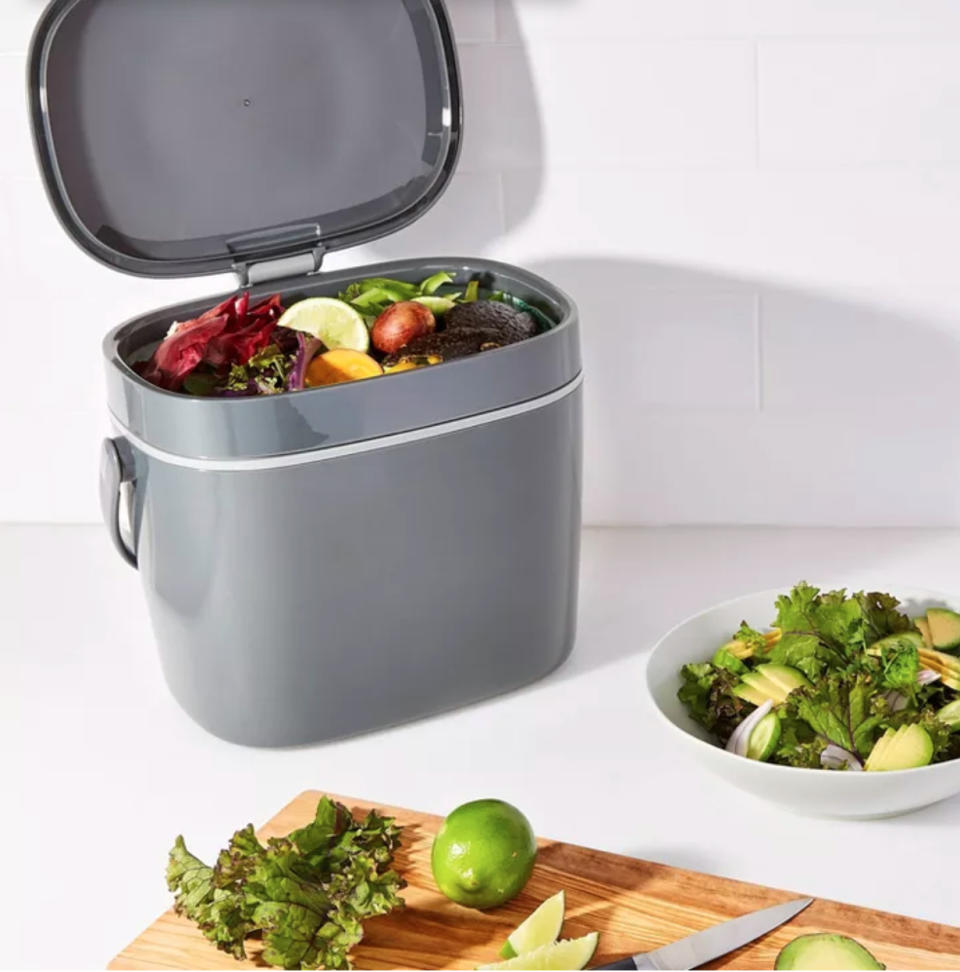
[28,0,462,279]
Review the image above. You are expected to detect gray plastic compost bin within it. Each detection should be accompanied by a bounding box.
[28,0,582,746]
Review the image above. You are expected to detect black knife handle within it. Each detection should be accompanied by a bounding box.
[593,959,639,970]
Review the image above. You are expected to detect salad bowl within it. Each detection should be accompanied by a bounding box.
[645,586,960,819]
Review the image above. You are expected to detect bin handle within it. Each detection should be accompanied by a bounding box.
[99,438,138,569]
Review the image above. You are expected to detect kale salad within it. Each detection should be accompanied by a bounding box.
[678,583,960,771]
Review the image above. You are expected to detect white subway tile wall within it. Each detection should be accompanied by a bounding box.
[5,0,960,525]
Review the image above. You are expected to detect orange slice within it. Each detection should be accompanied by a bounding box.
[305,349,383,387]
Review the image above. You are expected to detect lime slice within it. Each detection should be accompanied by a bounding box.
[414,295,458,315]
[277,297,369,352]
[499,891,565,959]
[479,933,599,971]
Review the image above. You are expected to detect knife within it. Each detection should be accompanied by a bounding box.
[594,896,813,970]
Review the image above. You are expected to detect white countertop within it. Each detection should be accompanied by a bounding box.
[5,524,959,969]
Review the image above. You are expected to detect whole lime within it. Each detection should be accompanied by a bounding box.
[431,799,537,910]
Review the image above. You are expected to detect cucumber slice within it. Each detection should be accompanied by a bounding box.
[499,891,565,960]
[938,698,960,730]
[746,711,781,761]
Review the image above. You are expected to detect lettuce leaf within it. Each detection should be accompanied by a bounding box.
[167,797,405,970]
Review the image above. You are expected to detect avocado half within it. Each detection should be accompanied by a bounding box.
[775,933,885,970]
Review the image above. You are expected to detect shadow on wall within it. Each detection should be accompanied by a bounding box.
[526,256,960,527]
[366,0,546,260]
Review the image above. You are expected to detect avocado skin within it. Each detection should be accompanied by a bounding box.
[775,933,885,970]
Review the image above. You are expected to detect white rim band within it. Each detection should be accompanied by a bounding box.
[111,372,583,472]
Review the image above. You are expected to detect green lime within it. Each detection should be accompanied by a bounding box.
[479,933,599,971]
[431,799,537,910]
[500,891,565,959]
[276,297,369,352]
[414,295,458,315]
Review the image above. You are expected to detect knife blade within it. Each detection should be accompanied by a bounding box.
[594,896,813,970]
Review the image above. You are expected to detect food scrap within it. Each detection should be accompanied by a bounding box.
[135,273,552,395]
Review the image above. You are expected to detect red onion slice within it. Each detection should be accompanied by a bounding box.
[726,699,773,758]
[917,669,941,686]
[821,743,863,771]
[884,690,908,712]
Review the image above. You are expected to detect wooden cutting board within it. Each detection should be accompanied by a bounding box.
[110,791,960,971]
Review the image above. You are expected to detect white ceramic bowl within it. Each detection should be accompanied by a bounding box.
[646,586,960,819]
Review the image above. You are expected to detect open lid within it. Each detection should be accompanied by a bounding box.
[28,0,462,280]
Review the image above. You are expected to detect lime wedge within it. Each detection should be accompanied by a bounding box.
[414,295,458,315]
[499,891,565,959]
[479,933,599,971]
[277,297,369,352]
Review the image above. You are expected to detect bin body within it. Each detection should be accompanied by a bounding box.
[104,259,582,745]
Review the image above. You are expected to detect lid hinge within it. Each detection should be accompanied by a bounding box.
[234,245,326,287]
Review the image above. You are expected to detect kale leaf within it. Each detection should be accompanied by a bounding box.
[712,647,748,674]
[733,621,769,655]
[767,632,843,682]
[768,582,913,677]
[678,662,751,744]
[877,632,920,691]
[168,797,405,970]
[774,713,822,768]
[855,591,914,646]
[790,672,884,760]
[773,582,862,654]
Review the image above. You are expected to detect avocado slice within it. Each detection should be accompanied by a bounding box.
[938,698,960,730]
[746,710,781,761]
[736,670,788,705]
[871,630,923,653]
[761,663,812,696]
[919,645,960,690]
[926,607,960,651]
[775,933,885,970]
[734,665,809,706]
[914,616,933,648]
[865,728,896,770]
[732,679,771,707]
[864,724,933,771]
